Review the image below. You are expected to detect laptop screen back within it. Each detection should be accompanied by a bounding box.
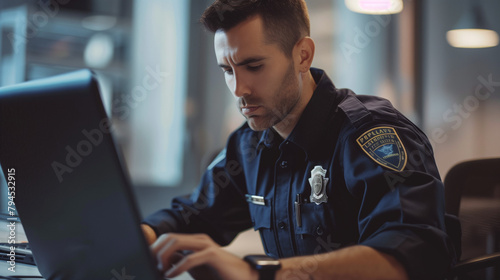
[0,69,162,279]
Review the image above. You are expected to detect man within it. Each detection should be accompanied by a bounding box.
[141,1,458,279]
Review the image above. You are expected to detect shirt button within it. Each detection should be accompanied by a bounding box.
[278,222,287,229]
[316,226,324,236]
[280,161,288,168]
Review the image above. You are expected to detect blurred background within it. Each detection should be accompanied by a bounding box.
[0,0,499,264]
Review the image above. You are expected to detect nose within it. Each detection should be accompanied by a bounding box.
[232,72,251,98]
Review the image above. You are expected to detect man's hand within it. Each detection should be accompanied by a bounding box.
[151,233,259,280]
[141,224,157,245]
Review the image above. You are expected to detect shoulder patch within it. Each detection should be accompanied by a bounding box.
[356,127,407,172]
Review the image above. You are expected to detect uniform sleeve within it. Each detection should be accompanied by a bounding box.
[341,123,458,280]
[142,149,253,246]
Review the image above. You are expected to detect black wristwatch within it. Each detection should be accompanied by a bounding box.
[244,255,281,280]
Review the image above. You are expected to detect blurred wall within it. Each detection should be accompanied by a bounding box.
[422,0,500,177]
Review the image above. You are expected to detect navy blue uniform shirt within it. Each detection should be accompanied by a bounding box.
[144,68,458,279]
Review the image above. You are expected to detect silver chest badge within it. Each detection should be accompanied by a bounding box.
[309,165,329,205]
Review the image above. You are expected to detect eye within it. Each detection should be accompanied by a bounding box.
[223,68,234,75]
[247,65,263,72]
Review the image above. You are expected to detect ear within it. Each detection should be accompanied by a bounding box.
[295,37,315,74]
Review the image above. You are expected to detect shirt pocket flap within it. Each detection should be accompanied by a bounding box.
[248,202,272,230]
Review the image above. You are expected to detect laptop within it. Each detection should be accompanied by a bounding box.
[0,70,164,279]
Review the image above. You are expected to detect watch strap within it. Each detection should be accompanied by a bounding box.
[258,269,277,280]
[244,255,280,280]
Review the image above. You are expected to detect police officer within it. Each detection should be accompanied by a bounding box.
[141,1,458,279]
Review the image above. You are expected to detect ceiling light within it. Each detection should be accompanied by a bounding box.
[82,15,117,31]
[345,0,404,15]
[447,1,499,48]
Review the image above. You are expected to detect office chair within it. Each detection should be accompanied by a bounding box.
[444,158,500,280]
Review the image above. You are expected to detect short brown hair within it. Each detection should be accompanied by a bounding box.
[200,0,310,57]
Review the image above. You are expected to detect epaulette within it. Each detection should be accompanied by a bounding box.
[337,91,372,129]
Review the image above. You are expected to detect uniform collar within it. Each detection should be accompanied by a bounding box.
[257,68,343,157]
[257,127,280,150]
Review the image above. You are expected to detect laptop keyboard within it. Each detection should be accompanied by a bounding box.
[0,243,36,266]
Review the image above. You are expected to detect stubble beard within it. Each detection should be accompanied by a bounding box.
[244,61,301,132]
